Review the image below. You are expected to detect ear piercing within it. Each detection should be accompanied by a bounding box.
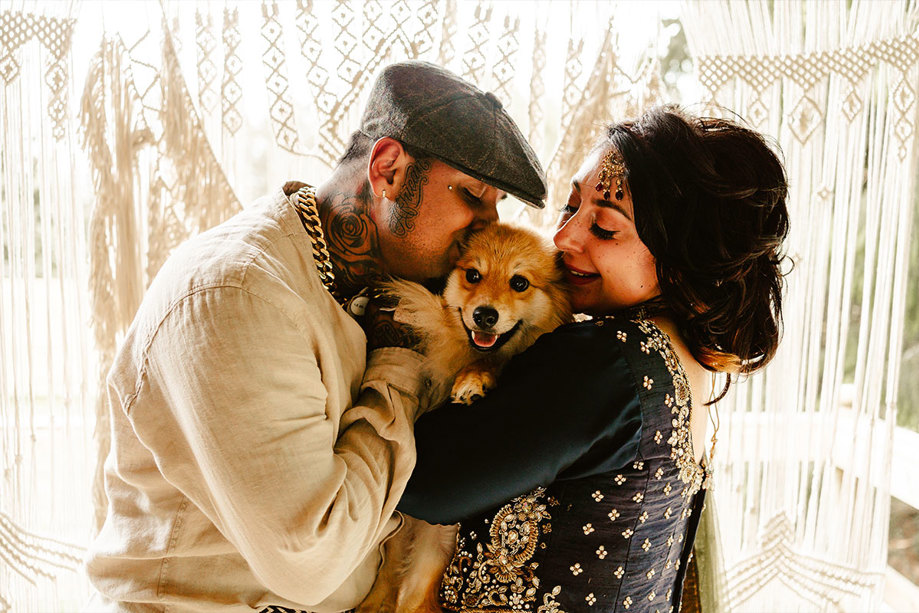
[597,149,626,201]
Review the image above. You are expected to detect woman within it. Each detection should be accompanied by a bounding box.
[398,105,789,612]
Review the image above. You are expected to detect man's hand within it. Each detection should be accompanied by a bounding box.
[362,291,422,351]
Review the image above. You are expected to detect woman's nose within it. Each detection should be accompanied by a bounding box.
[553,215,582,254]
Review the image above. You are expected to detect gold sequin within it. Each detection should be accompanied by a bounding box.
[654,431,663,444]
[608,509,620,521]
[643,376,654,389]
[632,461,644,470]
[441,487,549,610]
[596,545,608,559]
[570,563,583,576]
[639,511,649,523]
[646,568,656,579]
[583,523,595,535]
[624,596,633,609]
[622,528,634,538]
[665,559,672,569]
[641,538,652,552]
[666,535,674,547]
[663,483,672,495]
[648,591,657,601]
[634,319,706,495]
[617,330,627,342]
[655,467,664,479]
[614,474,626,485]
[664,506,673,519]
[586,593,597,606]
[615,566,625,579]
[592,490,604,502]
[632,492,644,503]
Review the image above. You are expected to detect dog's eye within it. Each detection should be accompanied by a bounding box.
[510,275,529,292]
[466,268,481,283]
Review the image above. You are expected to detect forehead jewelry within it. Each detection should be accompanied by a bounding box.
[597,149,626,201]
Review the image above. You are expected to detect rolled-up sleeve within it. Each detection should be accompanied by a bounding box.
[125,285,425,607]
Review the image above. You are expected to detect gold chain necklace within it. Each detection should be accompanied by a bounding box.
[292,185,345,305]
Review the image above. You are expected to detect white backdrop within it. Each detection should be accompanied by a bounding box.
[0,1,916,610]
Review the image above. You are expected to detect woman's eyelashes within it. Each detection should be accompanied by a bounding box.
[558,203,618,240]
[590,224,618,240]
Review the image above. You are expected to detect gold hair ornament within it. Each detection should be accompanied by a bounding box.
[597,149,626,201]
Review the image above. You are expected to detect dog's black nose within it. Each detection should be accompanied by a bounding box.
[473,306,499,329]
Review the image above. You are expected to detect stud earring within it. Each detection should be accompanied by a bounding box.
[447,185,454,191]
[382,189,387,199]
[597,149,626,201]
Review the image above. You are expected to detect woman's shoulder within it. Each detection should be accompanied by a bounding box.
[544,316,679,372]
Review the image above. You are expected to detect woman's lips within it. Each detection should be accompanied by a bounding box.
[564,264,600,286]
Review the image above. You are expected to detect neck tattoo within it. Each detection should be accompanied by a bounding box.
[316,182,384,300]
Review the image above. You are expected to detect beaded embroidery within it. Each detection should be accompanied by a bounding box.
[618,316,707,497]
[441,488,553,612]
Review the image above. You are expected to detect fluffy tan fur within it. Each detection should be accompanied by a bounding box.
[356,223,571,613]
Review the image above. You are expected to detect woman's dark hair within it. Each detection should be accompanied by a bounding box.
[604,105,790,401]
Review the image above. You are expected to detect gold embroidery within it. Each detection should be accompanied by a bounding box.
[536,586,564,613]
[609,316,706,495]
[441,487,550,611]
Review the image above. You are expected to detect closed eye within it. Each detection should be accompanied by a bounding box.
[590,224,618,240]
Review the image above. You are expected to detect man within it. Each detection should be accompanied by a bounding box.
[86,61,545,612]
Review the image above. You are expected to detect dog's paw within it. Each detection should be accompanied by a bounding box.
[450,370,497,405]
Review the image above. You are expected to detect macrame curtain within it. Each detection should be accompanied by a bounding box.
[0,0,915,610]
[683,1,919,610]
[1,1,665,608]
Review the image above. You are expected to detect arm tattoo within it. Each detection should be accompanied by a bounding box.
[390,158,431,238]
[366,318,422,351]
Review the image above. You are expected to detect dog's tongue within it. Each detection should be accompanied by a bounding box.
[472,331,498,348]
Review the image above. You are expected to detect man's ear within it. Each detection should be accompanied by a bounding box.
[368,137,411,200]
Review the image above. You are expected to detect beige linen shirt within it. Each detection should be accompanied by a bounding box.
[86,187,425,612]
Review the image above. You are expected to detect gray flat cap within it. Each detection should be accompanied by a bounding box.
[359,61,546,208]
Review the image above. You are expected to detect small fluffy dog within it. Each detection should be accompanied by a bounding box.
[357,222,571,613]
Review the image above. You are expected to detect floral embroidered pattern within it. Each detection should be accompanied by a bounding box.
[619,317,706,496]
[442,487,551,611]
